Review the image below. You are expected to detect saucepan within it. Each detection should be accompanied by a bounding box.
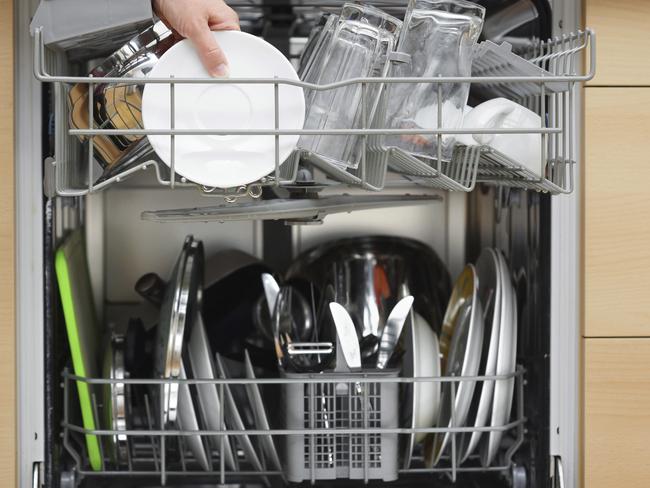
[68,21,176,178]
[286,236,452,351]
[136,248,277,368]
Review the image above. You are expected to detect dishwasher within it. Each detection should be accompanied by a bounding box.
[14,0,594,487]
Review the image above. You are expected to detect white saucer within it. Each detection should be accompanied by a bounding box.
[142,31,305,189]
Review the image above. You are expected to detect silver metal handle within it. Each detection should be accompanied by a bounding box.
[552,456,565,488]
[287,342,333,356]
[32,462,41,488]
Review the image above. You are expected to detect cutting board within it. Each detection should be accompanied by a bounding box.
[55,229,103,471]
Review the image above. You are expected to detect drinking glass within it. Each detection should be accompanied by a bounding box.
[382,0,485,162]
[299,3,402,169]
[298,13,339,83]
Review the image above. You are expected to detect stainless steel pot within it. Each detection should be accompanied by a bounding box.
[68,21,176,175]
[286,236,451,342]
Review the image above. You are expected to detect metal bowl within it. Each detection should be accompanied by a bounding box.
[200,250,276,367]
[286,236,451,342]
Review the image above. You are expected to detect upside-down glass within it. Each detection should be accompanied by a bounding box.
[382,0,485,162]
[298,13,339,83]
[299,3,402,169]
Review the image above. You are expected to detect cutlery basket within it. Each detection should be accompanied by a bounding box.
[282,370,399,483]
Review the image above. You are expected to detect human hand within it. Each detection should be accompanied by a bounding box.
[153,0,240,77]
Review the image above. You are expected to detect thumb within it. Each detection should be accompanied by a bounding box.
[189,24,229,77]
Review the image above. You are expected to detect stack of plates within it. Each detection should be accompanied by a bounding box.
[402,248,518,469]
[150,236,284,474]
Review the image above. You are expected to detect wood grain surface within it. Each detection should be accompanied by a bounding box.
[584,88,650,337]
[584,339,650,488]
[0,0,16,485]
[586,0,650,86]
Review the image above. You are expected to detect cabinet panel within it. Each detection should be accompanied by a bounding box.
[0,0,15,482]
[584,88,650,337]
[583,339,650,488]
[586,0,650,86]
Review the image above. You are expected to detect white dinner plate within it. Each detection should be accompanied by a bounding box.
[177,362,211,471]
[481,250,517,467]
[142,31,305,189]
[243,350,285,477]
[459,248,502,463]
[427,265,484,467]
[187,314,237,471]
[401,312,441,469]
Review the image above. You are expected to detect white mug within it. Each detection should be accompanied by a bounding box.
[460,98,543,176]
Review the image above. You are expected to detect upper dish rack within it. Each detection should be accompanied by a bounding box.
[34,27,595,202]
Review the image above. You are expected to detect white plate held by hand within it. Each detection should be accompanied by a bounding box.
[143,31,305,189]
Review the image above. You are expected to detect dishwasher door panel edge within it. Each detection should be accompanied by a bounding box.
[16,1,46,488]
[549,0,583,487]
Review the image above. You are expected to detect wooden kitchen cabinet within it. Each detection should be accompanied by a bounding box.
[0,0,15,484]
[583,338,650,488]
[586,0,650,86]
[584,88,650,337]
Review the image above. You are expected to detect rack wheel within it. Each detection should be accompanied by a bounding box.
[60,469,77,488]
[511,465,527,488]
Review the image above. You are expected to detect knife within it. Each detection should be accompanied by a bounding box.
[329,302,361,369]
[329,302,373,415]
[376,296,414,369]
[261,273,280,317]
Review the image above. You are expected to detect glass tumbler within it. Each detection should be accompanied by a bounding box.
[299,3,402,169]
[382,0,485,162]
[298,13,339,83]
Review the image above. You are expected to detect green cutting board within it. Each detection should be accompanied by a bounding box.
[55,229,103,471]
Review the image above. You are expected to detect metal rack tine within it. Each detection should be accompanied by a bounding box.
[144,393,161,471]
[159,382,167,486]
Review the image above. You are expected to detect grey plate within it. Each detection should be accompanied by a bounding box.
[459,248,502,462]
[177,362,210,471]
[429,264,484,466]
[480,250,517,467]
[243,350,285,477]
[187,314,237,471]
[154,235,203,425]
[214,354,269,485]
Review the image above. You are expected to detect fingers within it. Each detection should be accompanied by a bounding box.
[188,22,230,77]
[207,5,240,31]
[153,0,241,77]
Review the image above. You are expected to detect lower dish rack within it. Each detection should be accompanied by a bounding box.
[60,366,527,486]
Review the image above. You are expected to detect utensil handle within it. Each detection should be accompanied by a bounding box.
[134,272,166,307]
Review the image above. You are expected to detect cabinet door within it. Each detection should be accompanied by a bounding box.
[584,339,650,488]
[584,88,650,337]
[586,0,650,86]
[0,0,15,484]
